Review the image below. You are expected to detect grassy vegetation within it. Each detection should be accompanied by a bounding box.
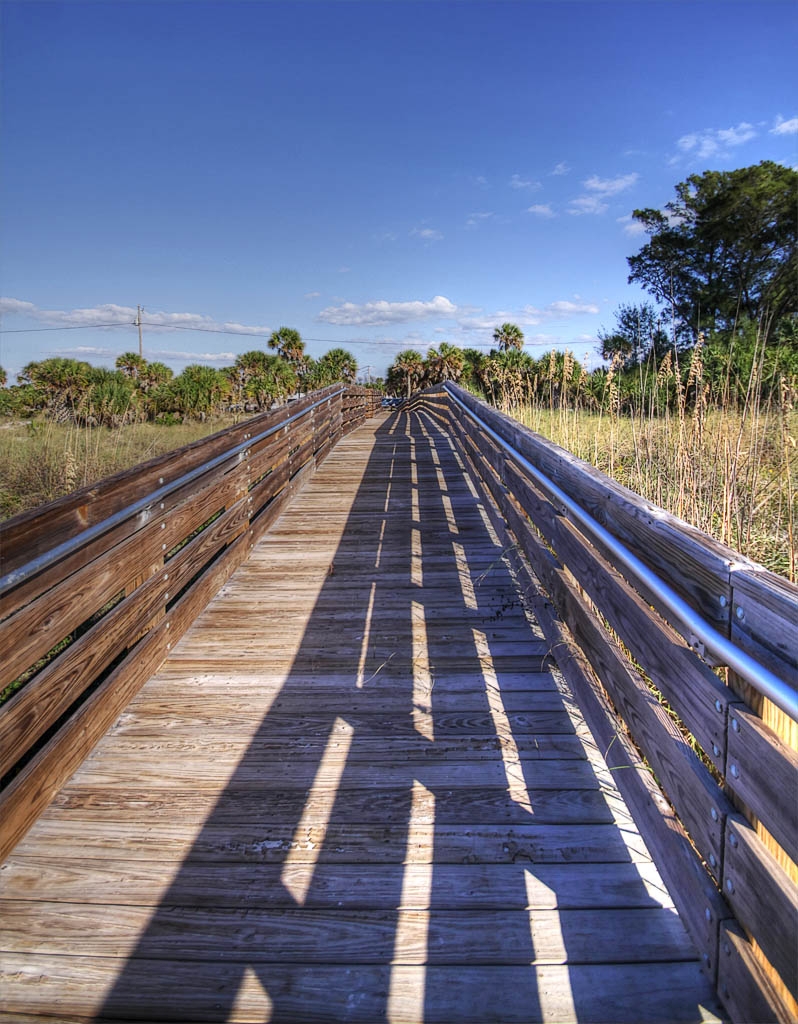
[0,416,236,522]
[497,354,796,580]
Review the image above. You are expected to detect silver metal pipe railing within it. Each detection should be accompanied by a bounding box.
[444,383,798,721]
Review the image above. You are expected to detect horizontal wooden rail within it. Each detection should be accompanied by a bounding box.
[408,384,798,1024]
[0,385,379,863]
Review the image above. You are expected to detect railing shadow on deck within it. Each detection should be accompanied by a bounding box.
[91,410,690,1023]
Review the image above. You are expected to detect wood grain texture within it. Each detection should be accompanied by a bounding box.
[722,815,798,1001]
[726,704,798,865]
[0,407,718,1023]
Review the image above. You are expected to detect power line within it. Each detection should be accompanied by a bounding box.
[0,316,500,351]
[0,322,132,334]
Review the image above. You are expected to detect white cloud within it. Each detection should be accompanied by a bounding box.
[617,213,647,236]
[456,299,598,334]
[545,300,600,316]
[527,203,555,218]
[466,212,494,227]
[410,227,443,241]
[551,162,570,176]
[0,297,38,316]
[568,195,608,216]
[0,297,272,335]
[676,121,757,160]
[57,344,237,364]
[772,115,798,135]
[584,172,639,195]
[317,295,458,326]
[510,174,541,190]
[304,291,321,299]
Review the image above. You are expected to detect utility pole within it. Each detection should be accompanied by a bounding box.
[135,305,143,359]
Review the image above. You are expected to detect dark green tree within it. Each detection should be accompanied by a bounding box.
[597,303,673,369]
[627,161,798,343]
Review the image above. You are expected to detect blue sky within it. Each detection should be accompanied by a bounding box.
[1,0,796,382]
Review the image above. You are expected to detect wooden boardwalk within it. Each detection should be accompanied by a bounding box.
[0,411,721,1023]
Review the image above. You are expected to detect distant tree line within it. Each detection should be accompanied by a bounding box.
[0,330,360,425]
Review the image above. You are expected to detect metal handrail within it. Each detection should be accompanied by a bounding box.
[443,383,798,721]
[0,387,346,596]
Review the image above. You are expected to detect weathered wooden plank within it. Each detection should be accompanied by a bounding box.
[107,707,577,738]
[0,956,722,1023]
[730,567,798,685]
[45,785,615,826]
[723,815,798,1000]
[0,859,672,909]
[0,901,696,964]
[73,755,595,789]
[726,704,798,864]
[717,921,797,1024]
[9,820,649,865]
[108,675,564,710]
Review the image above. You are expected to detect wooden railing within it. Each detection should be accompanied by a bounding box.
[410,383,798,1024]
[0,385,379,863]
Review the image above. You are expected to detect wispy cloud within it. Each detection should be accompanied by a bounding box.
[410,227,444,241]
[466,211,494,227]
[545,300,600,316]
[675,121,757,161]
[527,203,555,218]
[304,291,321,299]
[551,161,570,176]
[510,174,541,190]
[317,295,458,326]
[456,298,598,333]
[0,297,272,336]
[771,115,798,136]
[62,344,237,363]
[568,195,608,216]
[567,172,638,216]
[584,172,640,195]
[617,213,647,237]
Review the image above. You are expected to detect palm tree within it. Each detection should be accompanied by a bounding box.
[141,361,173,393]
[493,322,525,352]
[115,352,148,380]
[424,343,465,385]
[20,357,92,420]
[245,354,297,409]
[268,327,306,366]
[318,347,358,383]
[390,349,424,398]
[159,364,231,420]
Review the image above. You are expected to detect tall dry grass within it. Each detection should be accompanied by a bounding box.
[0,417,236,522]
[498,344,796,580]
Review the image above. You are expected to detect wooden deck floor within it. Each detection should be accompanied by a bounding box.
[0,411,722,1023]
